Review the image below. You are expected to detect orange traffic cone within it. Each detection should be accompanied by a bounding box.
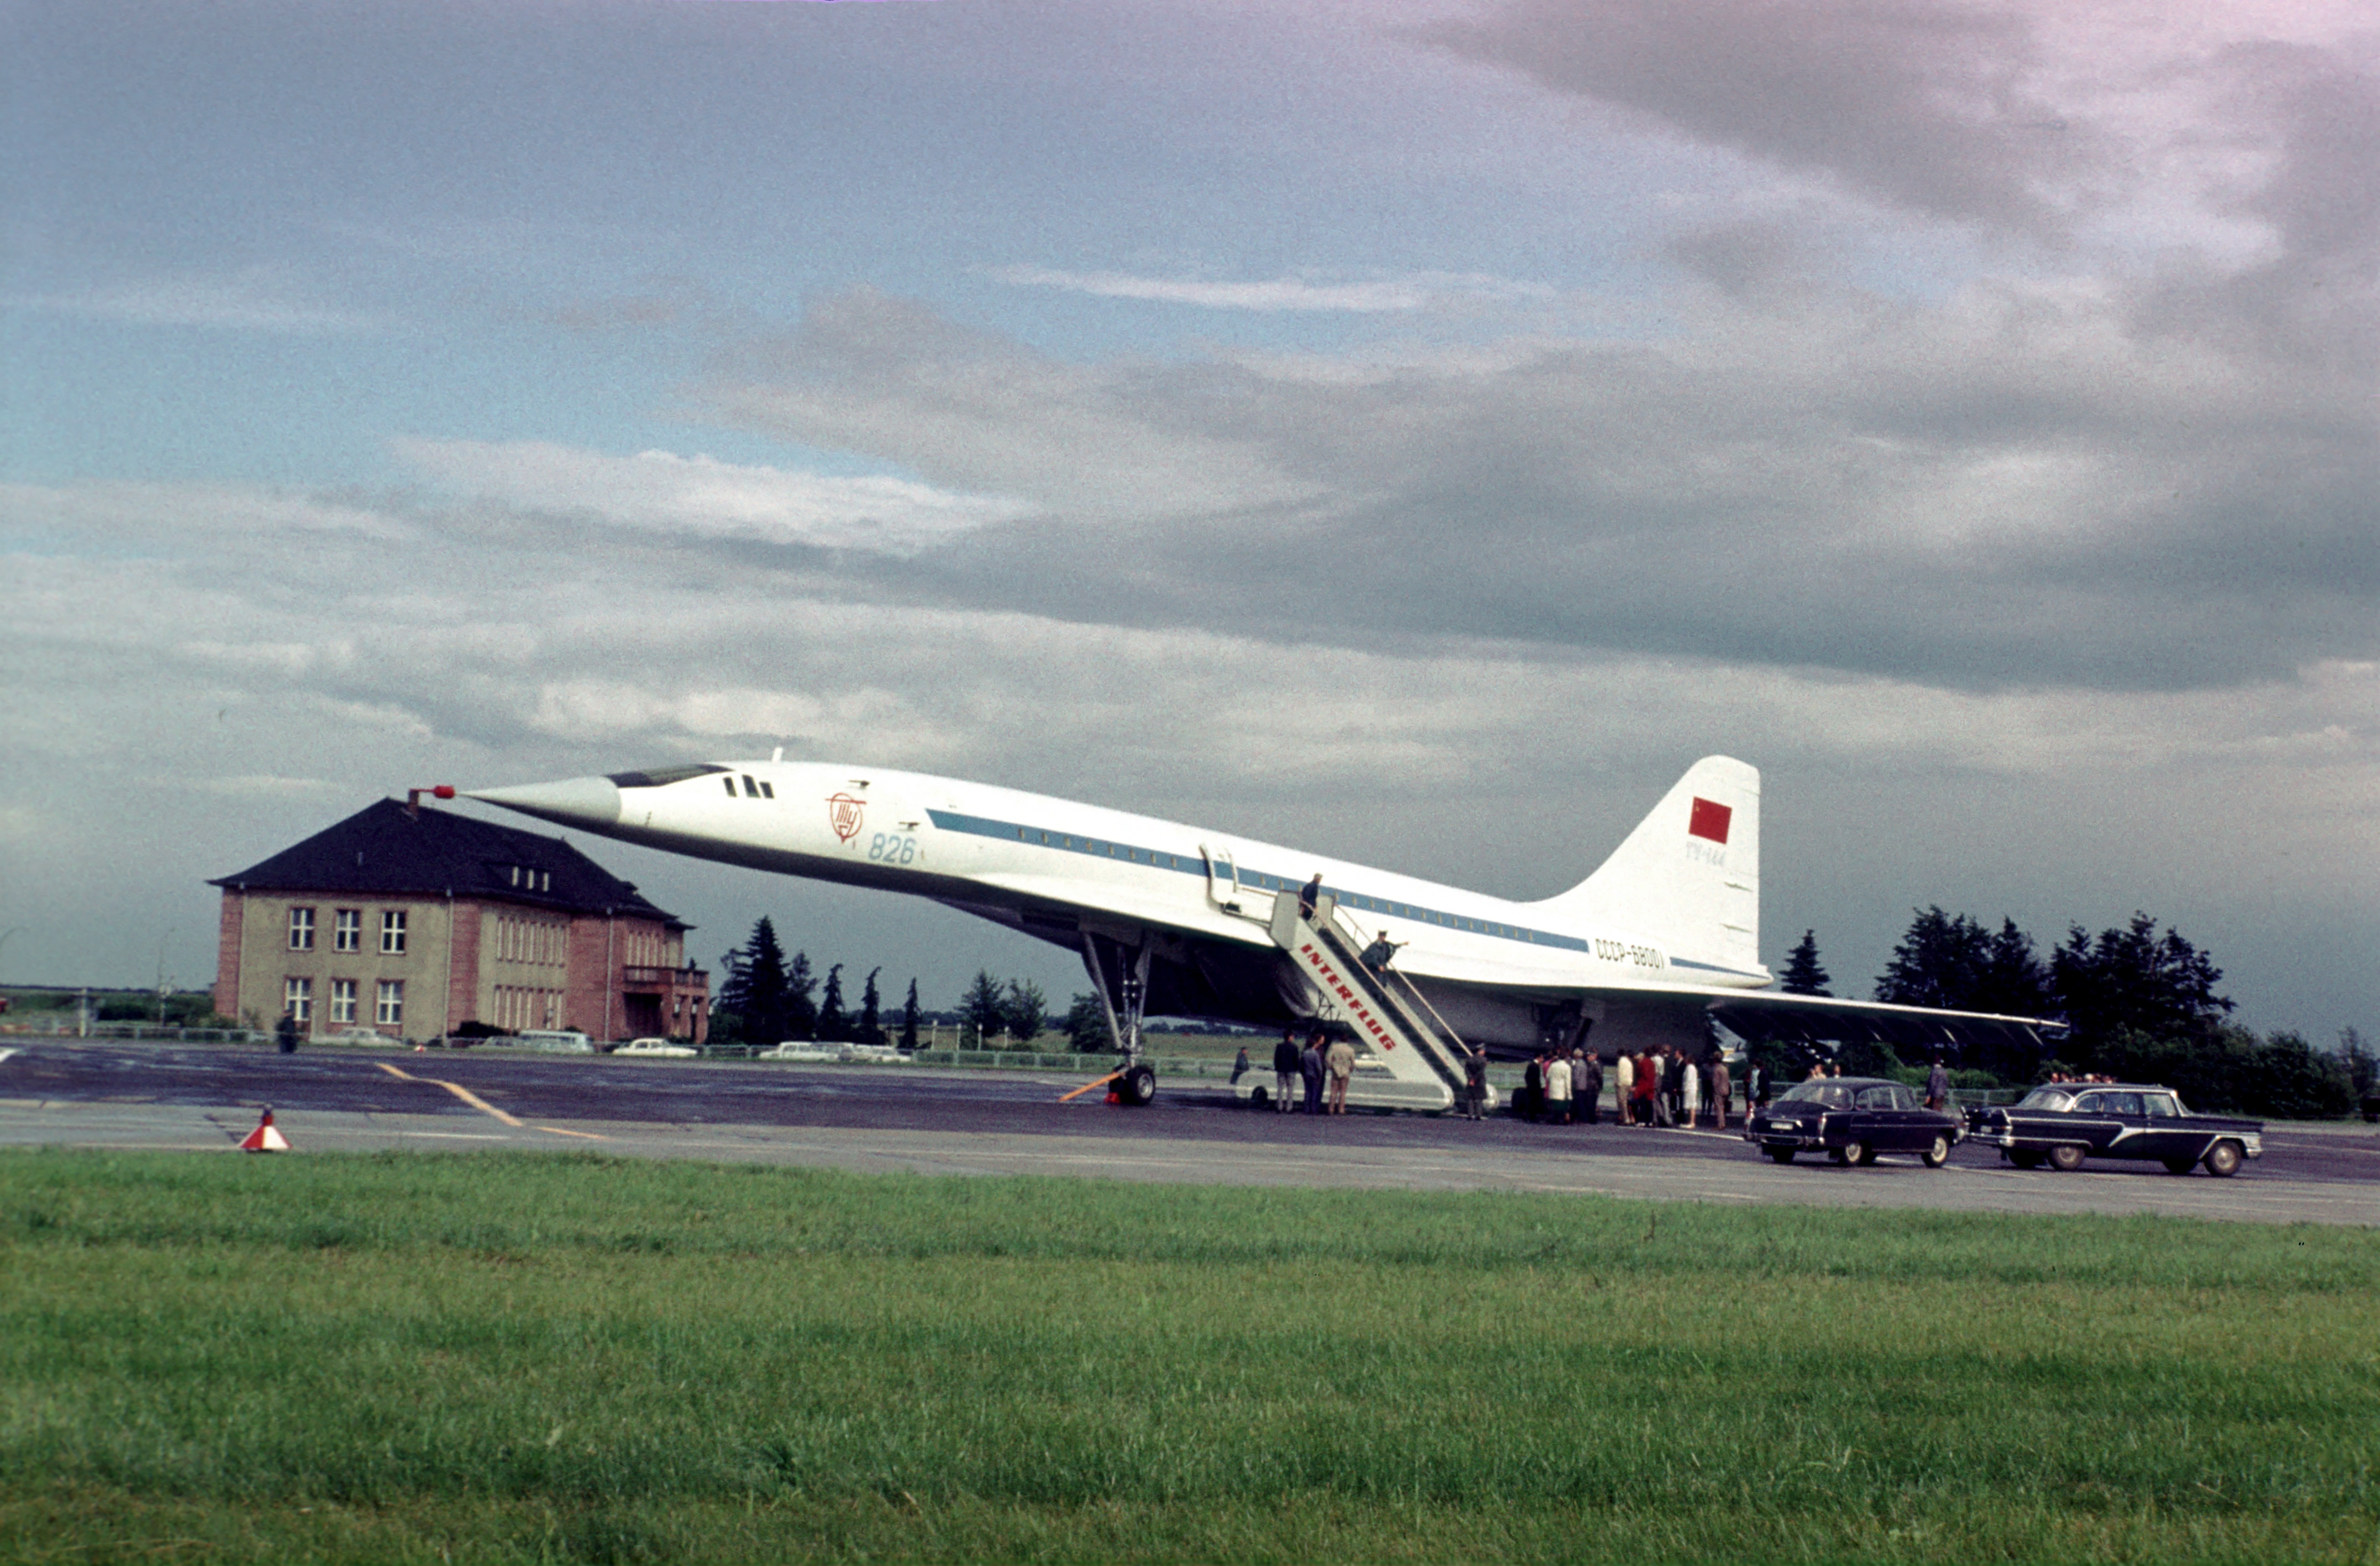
[239,1107,291,1153]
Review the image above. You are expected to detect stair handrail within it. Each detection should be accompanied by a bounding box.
[1328,906,1474,1059]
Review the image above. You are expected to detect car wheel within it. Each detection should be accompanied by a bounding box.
[2203,1139,2243,1178]
[2009,1149,2044,1170]
[1767,1147,1794,1163]
[1248,1085,1268,1108]
[1833,1142,1865,1167]
[2047,1143,2089,1173]
[1921,1134,1951,1168]
[2162,1156,2195,1176]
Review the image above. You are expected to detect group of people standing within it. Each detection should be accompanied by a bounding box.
[1270,1026,1357,1115]
[1521,1044,1744,1129]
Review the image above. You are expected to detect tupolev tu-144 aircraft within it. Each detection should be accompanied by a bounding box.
[466,755,2057,1108]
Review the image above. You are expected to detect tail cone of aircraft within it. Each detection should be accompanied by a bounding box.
[466,777,622,832]
[240,1107,290,1153]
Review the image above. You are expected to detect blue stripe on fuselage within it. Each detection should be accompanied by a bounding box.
[922,807,1780,977]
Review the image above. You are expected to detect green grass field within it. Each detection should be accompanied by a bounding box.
[2,1150,2375,1563]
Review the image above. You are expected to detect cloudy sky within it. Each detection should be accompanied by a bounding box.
[3,0,2373,1036]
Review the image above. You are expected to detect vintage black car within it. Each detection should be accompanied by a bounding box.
[1749,1077,1963,1167]
[1965,1083,2262,1176]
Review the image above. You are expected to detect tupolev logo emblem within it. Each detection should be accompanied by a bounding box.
[827,793,865,843]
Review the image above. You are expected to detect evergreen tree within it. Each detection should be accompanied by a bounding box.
[817,963,849,1043]
[1974,918,2052,1018]
[2050,913,2232,1058]
[1002,979,1048,1047]
[858,967,883,1046]
[723,917,791,1045]
[1874,907,1990,1011]
[1780,931,1831,996]
[960,969,1006,1046]
[783,951,818,1040]
[900,978,921,1051]
[1064,991,1113,1053]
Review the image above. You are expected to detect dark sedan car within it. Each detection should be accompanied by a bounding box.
[1749,1077,1962,1167]
[1965,1083,2262,1176]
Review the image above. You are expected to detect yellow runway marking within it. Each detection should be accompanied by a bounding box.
[372,1061,523,1127]
[368,1062,609,1139]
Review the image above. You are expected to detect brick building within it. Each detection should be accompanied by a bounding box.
[211,798,708,1044]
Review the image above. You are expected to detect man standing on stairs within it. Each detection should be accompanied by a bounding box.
[1298,873,1324,919]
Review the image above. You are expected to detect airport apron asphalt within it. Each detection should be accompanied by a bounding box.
[2,1041,2373,1225]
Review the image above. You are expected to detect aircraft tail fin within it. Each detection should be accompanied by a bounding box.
[1537,757,1763,978]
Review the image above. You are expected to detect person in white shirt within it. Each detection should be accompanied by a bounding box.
[1544,1051,1573,1125]
[1614,1050,1636,1126]
[1681,1056,1702,1128]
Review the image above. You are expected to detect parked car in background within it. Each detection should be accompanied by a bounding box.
[760,1042,840,1061]
[1965,1084,2262,1176]
[1749,1076,1963,1167]
[612,1037,697,1057]
[513,1029,595,1054]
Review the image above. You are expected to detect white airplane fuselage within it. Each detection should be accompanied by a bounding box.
[471,757,1773,1054]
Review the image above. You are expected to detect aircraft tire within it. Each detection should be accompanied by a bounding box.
[1118,1063,1157,1107]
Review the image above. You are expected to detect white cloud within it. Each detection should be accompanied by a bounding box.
[395,439,1032,556]
[3,268,376,333]
[988,265,1555,312]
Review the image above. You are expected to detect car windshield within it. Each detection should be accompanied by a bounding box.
[1780,1082,1853,1109]
[2017,1087,2075,1111]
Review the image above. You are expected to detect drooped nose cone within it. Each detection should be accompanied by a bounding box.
[468,775,622,831]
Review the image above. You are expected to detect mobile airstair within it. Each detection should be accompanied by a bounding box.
[1266,891,1476,1109]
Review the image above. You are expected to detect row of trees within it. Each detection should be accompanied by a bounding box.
[713,919,1091,1051]
[1779,911,2369,1117]
[713,917,922,1049]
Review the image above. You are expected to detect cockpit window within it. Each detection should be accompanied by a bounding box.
[607,764,730,789]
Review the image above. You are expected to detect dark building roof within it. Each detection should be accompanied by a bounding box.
[212,799,688,929]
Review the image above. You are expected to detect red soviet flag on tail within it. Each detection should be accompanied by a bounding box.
[239,1107,290,1153]
[1687,797,1732,844]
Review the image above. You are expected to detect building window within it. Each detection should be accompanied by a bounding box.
[376,980,403,1027]
[334,910,361,952]
[380,910,407,954]
[330,978,357,1024]
[283,976,312,1022]
[288,907,315,951]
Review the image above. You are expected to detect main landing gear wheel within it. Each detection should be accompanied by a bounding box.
[1116,1062,1157,1107]
[1767,1147,1795,1163]
[1921,1134,1951,1169]
[2047,1143,2089,1173]
[2203,1139,2243,1177]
